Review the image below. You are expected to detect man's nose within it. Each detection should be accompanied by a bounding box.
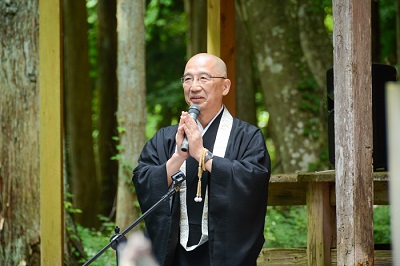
[192,77,201,85]
[190,80,202,90]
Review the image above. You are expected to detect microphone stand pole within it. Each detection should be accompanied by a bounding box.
[83,171,186,266]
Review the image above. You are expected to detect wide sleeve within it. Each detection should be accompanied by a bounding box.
[132,125,177,212]
[208,119,271,265]
[131,126,178,265]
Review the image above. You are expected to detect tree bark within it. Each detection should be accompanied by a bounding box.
[0,0,40,264]
[63,0,99,227]
[235,7,257,126]
[97,0,118,218]
[236,0,332,173]
[184,0,207,58]
[116,0,146,230]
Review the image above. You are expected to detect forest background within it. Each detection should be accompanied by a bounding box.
[0,0,397,265]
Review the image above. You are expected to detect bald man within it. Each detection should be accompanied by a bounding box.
[133,53,271,266]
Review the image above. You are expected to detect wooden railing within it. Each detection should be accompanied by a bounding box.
[257,171,392,266]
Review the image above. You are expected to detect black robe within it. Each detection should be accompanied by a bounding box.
[132,112,271,266]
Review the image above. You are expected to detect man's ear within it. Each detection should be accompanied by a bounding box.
[222,79,231,96]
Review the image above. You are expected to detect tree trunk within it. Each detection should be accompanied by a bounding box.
[116,0,146,230]
[0,0,40,264]
[235,7,257,125]
[97,0,118,218]
[184,0,207,58]
[63,0,99,228]
[237,0,332,173]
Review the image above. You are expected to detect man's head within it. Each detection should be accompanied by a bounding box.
[182,53,231,118]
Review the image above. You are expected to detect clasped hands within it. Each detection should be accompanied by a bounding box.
[176,111,204,162]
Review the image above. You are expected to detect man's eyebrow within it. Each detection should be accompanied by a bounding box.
[183,71,211,77]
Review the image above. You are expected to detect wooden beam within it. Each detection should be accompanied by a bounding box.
[306,183,333,266]
[257,248,308,265]
[386,82,400,265]
[333,0,373,265]
[267,172,388,206]
[258,248,392,266]
[330,249,393,266]
[207,0,236,116]
[39,0,64,265]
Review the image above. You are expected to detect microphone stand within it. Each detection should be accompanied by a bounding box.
[83,171,186,266]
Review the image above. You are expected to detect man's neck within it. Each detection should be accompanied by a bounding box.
[198,106,224,129]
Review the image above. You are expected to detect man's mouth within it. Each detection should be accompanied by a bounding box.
[190,96,204,102]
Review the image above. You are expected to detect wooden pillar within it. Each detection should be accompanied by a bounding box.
[306,183,333,266]
[333,0,374,265]
[207,0,220,56]
[39,0,64,264]
[386,82,400,266]
[207,0,236,116]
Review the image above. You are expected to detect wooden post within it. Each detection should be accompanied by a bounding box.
[39,0,64,264]
[386,82,400,266]
[333,0,374,265]
[207,0,236,116]
[306,183,333,266]
[207,0,220,56]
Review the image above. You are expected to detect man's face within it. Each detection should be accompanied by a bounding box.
[182,56,229,115]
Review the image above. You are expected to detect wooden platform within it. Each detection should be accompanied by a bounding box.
[256,171,391,265]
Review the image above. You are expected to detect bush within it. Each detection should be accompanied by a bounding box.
[264,205,391,248]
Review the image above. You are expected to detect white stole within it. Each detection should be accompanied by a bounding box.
[178,107,233,251]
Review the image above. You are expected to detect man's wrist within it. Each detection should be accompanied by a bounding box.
[204,150,213,163]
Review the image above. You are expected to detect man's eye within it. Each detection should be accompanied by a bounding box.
[200,76,209,82]
[184,77,193,82]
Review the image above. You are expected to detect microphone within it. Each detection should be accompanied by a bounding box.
[180,104,201,152]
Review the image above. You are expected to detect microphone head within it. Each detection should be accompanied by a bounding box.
[188,104,201,119]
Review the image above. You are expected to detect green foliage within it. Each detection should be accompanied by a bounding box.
[298,77,322,144]
[145,0,185,41]
[86,0,100,165]
[264,206,308,248]
[64,201,83,215]
[145,104,164,138]
[145,0,188,131]
[86,0,98,81]
[264,205,391,248]
[379,0,397,65]
[323,1,333,33]
[374,205,391,244]
[77,217,117,265]
[71,205,391,262]
[64,192,116,264]
[111,122,137,189]
[307,148,330,172]
[64,192,83,214]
